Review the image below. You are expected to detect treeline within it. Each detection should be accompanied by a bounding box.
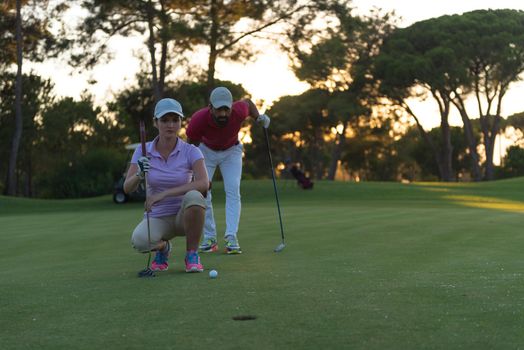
[2,1,524,198]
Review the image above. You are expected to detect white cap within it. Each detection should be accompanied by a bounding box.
[210,87,233,109]
[154,98,184,119]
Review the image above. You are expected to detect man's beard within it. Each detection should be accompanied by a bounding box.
[213,115,229,127]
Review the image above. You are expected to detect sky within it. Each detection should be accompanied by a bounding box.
[30,0,524,134]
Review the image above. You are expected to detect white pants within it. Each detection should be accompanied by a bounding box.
[199,143,243,241]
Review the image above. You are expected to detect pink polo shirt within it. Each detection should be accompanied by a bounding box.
[131,136,204,218]
[186,101,250,150]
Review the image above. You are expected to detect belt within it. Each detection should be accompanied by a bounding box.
[204,141,239,151]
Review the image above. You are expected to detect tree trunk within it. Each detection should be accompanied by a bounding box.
[157,0,167,97]
[146,0,160,102]
[482,114,502,180]
[440,114,454,181]
[433,92,454,182]
[483,131,495,180]
[24,153,32,197]
[207,0,219,95]
[482,90,506,180]
[7,0,23,196]
[314,128,325,180]
[207,52,217,94]
[327,125,346,180]
[452,98,482,181]
[403,103,444,180]
[158,39,167,98]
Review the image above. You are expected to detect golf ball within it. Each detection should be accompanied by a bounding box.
[209,269,218,279]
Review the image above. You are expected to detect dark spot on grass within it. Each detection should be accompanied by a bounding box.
[232,315,257,321]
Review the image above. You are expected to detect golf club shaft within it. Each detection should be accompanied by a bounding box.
[140,120,152,268]
[263,128,285,243]
[144,176,152,267]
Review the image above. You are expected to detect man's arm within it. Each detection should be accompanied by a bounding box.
[243,98,261,119]
[243,99,270,128]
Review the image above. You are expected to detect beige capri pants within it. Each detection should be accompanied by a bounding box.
[131,190,206,252]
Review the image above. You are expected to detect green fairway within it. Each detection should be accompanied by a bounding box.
[1,179,524,349]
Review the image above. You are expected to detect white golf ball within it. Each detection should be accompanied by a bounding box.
[209,269,218,279]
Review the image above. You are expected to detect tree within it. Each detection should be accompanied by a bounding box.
[504,111,524,149]
[282,1,396,179]
[35,97,127,198]
[375,18,466,181]
[262,88,399,181]
[190,0,307,92]
[7,0,23,196]
[505,111,524,132]
[376,9,524,181]
[73,0,191,101]
[395,126,471,181]
[451,10,524,180]
[0,72,54,196]
[74,0,306,101]
[263,89,334,180]
[498,146,524,178]
[1,0,67,195]
[0,1,62,68]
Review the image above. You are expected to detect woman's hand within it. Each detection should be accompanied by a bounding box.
[145,192,164,212]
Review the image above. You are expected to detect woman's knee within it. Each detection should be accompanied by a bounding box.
[184,190,206,209]
[131,230,151,253]
[131,224,161,253]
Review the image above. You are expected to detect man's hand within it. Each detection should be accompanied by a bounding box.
[136,156,150,179]
[256,114,270,129]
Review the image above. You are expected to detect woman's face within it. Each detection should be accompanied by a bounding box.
[155,113,181,136]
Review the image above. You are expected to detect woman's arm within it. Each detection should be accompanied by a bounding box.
[145,158,209,212]
[123,163,142,194]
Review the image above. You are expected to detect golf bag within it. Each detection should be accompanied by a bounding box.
[289,165,314,190]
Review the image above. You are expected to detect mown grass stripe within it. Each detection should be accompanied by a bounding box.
[1,179,524,349]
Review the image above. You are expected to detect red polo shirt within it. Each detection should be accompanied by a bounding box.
[186,101,250,150]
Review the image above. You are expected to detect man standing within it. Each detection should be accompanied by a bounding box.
[186,87,270,254]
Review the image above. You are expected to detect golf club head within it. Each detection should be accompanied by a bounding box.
[274,242,285,253]
[137,268,156,278]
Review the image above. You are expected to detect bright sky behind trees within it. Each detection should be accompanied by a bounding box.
[28,0,524,131]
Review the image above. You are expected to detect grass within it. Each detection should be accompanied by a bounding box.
[1,178,524,349]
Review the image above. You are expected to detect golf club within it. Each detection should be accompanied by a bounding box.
[263,127,286,253]
[137,120,155,278]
